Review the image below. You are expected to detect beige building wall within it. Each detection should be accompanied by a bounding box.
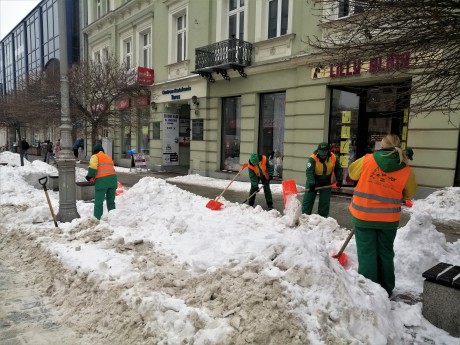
[82,0,460,191]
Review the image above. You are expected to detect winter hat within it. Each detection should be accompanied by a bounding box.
[92,144,104,153]
[317,142,329,155]
[249,153,259,164]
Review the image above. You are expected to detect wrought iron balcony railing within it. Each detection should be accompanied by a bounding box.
[192,38,253,82]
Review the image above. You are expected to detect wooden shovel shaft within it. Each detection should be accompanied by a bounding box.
[336,229,355,257]
[214,165,247,201]
[243,186,262,204]
[44,190,58,227]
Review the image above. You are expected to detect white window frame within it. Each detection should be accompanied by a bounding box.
[325,0,367,20]
[123,38,133,70]
[139,29,151,68]
[96,0,110,19]
[227,0,245,40]
[267,0,289,38]
[102,47,109,62]
[94,51,101,63]
[167,2,188,64]
[216,0,248,42]
[176,13,187,62]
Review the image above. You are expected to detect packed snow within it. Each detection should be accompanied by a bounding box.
[0,151,459,344]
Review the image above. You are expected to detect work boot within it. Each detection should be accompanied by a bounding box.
[249,202,255,208]
[267,204,273,210]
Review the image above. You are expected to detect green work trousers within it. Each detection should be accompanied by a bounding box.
[94,185,116,220]
[355,226,397,296]
[248,179,273,207]
[301,187,331,217]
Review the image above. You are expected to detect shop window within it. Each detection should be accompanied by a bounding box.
[121,110,132,157]
[329,89,359,185]
[259,92,285,177]
[221,97,241,171]
[138,108,150,155]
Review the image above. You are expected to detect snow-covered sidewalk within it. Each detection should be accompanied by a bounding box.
[1,151,459,344]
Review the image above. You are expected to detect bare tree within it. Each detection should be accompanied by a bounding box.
[306,0,460,120]
[68,55,147,144]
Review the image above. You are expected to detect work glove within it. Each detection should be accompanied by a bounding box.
[336,180,342,189]
[85,175,91,182]
[309,184,316,192]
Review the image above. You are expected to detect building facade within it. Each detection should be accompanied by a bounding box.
[66,0,460,195]
[0,0,80,148]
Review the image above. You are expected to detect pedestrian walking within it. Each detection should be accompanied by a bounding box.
[73,138,84,159]
[302,142,343,217]
[20,138,30,160]
[348,134,417,297]
[247,153,274,210]
[53,138,61,158]
[43,140,53,163]
[85,144,118,220]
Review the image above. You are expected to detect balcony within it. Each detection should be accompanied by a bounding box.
[192,38,253,82]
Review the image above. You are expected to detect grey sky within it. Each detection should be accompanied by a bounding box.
[0,0,41,40]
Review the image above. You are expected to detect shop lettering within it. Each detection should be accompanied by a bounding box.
[329,61,361,78]
[162,86,192,95]
[369,52,410,73]
[171,95,180,100]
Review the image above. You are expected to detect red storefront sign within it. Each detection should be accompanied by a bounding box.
[116,98,131,110]
[135,95,150,107]
[137,66,154,86]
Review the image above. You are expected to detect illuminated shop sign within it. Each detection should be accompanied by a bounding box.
[161,86,192,100]
[311,52,410,79]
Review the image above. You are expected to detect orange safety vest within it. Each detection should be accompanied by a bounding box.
[311,153,336,176]
[248,155,269,180]
[349,154,411,222]
[95,152,116,179]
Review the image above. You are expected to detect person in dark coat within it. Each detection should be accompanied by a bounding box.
[20,138,30,159]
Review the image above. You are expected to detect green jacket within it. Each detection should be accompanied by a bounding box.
[248,155,274,185]
[306,150,343,187]
[348,149,417,229]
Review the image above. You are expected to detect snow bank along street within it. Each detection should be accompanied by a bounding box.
[1,151,459,344]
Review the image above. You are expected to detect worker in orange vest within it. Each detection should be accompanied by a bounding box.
[247,153,274,210]
[348,134,417,297]
[302,142,343,217]
[85,144,118,220]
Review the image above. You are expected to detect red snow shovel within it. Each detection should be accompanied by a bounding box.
[332,229,354,267]
[206,163,248,210]
[282,180,334,204]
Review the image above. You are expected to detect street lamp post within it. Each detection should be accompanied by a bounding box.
[56,0,79,222]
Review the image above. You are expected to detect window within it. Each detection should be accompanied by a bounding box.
[102,47,109,62]
[221,97,241,171]
[259,93,285,177]
[96,0,110,19]
[123,38,132,69]
[337,0,367,19]
[94,51,101,63]
[138,108,150,155]
[268,0,288,39]
[140,30,151,68]
[176,14,187,62]
[228,0,244,39]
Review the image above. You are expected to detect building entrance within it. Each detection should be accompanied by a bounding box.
[329,84,409,186]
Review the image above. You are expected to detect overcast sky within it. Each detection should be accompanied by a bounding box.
[0,0,41,40]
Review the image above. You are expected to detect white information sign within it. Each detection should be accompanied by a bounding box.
[162,113,179,165]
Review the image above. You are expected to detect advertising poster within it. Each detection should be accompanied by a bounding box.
[162,113,179,165]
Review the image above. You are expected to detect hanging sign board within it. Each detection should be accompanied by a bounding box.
[162,113,179,165]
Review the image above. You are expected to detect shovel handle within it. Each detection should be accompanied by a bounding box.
[215,164,248,201]
[335,229,355,257]
[243,185,262,204]
[38,176,48,191]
